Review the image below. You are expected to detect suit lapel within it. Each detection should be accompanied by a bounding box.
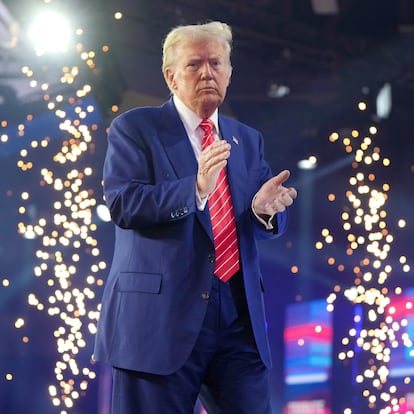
[219,116,249,218]
[158,99,198,178]
[158,99,213,240]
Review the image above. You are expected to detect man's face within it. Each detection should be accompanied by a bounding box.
[164,38,232,118]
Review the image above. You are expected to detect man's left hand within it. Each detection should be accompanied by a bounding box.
[253,170,297,217]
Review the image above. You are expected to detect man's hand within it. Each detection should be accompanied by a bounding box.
[197,140,231,198]
[253,170,297,217]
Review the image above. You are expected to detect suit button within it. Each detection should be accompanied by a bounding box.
[201,292,210,300]
[208,254,215,263]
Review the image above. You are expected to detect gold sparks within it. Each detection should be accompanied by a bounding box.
[0,7,117,412]
[321,101,411,413]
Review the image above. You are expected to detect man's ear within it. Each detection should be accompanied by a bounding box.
[164,68,176,91]
[227,65,233,86]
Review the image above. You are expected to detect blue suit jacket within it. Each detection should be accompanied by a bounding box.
[93,98,289,375]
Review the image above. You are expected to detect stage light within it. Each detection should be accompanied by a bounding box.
[297,155,318,170]
[268,83,290,98]
[96,204,111,223]
[27,11,71,55]
[376,82,392,119]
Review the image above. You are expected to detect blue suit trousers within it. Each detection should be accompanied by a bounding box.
[110,273,272,414]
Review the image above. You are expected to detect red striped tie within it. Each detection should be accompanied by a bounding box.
[200,119,240,282]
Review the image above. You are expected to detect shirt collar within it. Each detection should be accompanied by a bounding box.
[173,95,219,134]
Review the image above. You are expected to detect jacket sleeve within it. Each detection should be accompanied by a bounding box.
[103,111,198,230]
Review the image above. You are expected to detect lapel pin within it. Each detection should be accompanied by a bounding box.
[232,136,239,145]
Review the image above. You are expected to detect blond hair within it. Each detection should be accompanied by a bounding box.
[162,21,232,72]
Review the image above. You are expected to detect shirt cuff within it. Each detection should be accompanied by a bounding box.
[196,182,208,210]
[251,194,275,230]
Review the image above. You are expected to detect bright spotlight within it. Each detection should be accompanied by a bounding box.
[376,82,392,119]
[96,204,111,223]
[27,11,71,55]
[298,155,318,170]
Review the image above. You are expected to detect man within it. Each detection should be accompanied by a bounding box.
[94,21,297,413]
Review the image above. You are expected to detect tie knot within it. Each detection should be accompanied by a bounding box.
[200,119,215,149]
[199,119,214,135]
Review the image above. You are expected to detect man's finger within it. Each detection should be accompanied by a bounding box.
[272,169,290,187]
[288,187,298,199]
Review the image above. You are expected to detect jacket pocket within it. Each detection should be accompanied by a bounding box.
[115,272,162,294]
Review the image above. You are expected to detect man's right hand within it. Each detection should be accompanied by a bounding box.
[197,140,231,198]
